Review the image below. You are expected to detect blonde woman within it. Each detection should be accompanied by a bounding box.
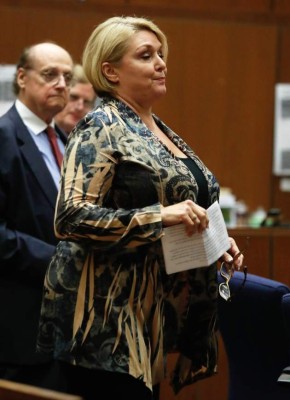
[37,16,243,400]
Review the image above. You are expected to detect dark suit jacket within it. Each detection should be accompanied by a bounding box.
[0,105,67,364]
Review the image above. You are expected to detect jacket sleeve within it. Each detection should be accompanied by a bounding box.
[0,218,55,281]
[54,112,164,250]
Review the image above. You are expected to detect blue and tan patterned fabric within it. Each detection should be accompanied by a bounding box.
[37,96,220,393]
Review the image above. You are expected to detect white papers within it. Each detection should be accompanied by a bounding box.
[161,201,230,274]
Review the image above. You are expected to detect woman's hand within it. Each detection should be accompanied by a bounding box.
[161,200,209,236]
[220,237,245,271]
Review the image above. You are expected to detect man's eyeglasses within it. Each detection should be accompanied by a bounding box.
[219,236,250,301]
[24,67,73,87]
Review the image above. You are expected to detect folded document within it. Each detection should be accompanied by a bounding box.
[161,201,230,274]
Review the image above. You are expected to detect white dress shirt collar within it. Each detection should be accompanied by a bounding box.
[15,99,56,134]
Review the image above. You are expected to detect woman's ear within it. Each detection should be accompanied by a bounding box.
[102,62,119,83]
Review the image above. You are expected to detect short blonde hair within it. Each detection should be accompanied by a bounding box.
[82,16,168,97]
[72,63,90,85]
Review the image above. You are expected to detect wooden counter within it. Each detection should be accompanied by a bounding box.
[228,226,290,286]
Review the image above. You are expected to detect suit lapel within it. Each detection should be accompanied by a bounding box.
[55,124,67,145]
[10,106,60,208]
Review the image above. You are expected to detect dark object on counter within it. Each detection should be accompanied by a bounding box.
[261,208,282,227]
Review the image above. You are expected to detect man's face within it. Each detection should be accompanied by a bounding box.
[17,43,73,123]
[55,82,96,134]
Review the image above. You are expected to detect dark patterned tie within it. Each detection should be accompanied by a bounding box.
[46,126,63,169]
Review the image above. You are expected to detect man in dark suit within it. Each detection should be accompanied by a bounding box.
[0,42,73,390]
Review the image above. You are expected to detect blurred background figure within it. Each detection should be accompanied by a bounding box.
[55,63,97,135]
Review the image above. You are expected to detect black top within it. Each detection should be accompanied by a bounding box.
[179,157,209,208]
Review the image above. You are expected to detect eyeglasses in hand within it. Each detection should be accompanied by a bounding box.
[219,236,250,301]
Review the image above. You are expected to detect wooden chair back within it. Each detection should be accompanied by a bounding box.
[0,379,83,400]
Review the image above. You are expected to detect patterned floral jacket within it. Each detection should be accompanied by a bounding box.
[37,97,220,394]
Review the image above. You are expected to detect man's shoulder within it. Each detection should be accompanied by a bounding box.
[0,106,27,148]
[0,104,20,130]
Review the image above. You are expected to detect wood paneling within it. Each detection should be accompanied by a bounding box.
[160,335,228,400]
[154,20,277,215]
[272,27,290,221]
[0,6,104,64]
[0,0,275,20]
[228,227,273,277]
[274,0,290,15]
[0,4,289,400]
[229,227,290,284]
[0,379,83,400]
[97,0,272,14]
[272,229,290,286]
[0,3,283,220]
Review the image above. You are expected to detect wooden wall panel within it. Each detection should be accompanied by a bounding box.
[271,229,290,286]
[160,335,228,400]
[0,0,274,20]
[108,0,271,14]
[228,228,272,277]
[0,2,289,211]
[272,27,290,221]
[271,178,290,221]
[154,20,277,215]
[0,2,288,220]
[0,4,289,400]
[274,0,290,15]
[0,6,107,63]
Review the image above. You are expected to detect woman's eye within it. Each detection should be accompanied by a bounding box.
[141,53,151,60]
[139,50,164,61]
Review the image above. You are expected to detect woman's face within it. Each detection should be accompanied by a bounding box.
[111,30,167,108]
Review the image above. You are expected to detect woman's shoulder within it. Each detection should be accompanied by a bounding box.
[87,97,126,126]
